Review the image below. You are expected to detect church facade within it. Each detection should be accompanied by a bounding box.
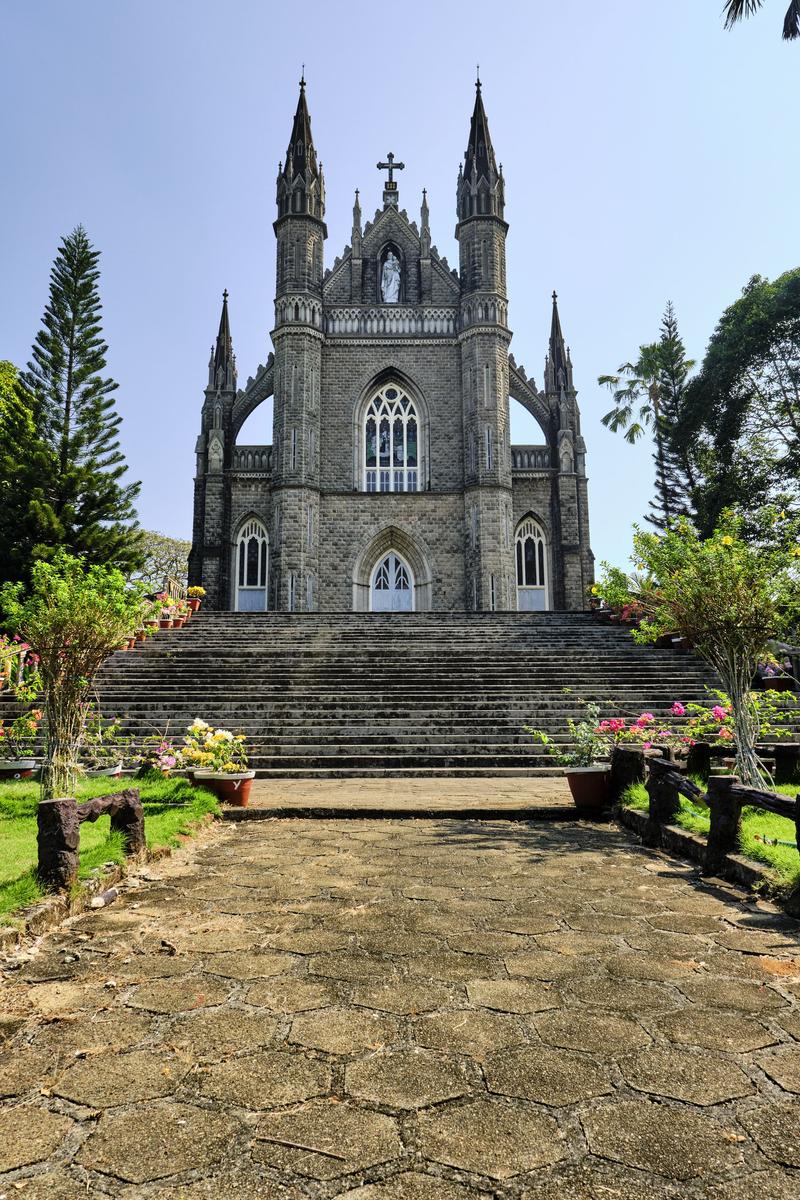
[189,80,594,613]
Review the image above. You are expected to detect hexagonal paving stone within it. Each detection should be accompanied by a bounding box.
[417,1098,565,1179]
[27,1008,155,1058]
[245,978,339,1012]
[196,1048,330,1108]
[0,1172,102,1200]
[166,1005,279,1058]
[657,1009,777,1053]
[484,1046,612,1106]
[140,1168,308,1199]
[412,1008,525,1057]
[581,1099,745,1180]
[202,951,297,979]
[676,977,786,1012]
[504,952,585,981]
[518,1164,680,1199]
[701,1168,800,1199]
[172,928,254,953]
[111,952,202,980]
[738,1100,800,1167]
[253,1098,400,1179]
[309,952,398,980]
[619,1048,753,1105]
[406,952,504,982]
[265,929,351,953]
[0,1047,59,1097]
[534,1010,650,1054]
[534,931,623,956]
[756,1046,800,1093]
[351,979,459,1014]
[0,1106,73,1173]
[567,977,679,1012]
[346,1049,468,1109]
[339,1173,482,1199]
[607,954,705,982]
[776,1009,800,1040]
[126,976,231,1013]
[78,1100,240,1182]
[465,979,558,1013]
[54,1048,189,1107]
[289,1008,399,1054]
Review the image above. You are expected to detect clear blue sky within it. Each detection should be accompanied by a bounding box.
[2,1,797,568]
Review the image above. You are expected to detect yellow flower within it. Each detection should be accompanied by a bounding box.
[590,586,599,596]
[792,546,800,558]
[721,535,734,546]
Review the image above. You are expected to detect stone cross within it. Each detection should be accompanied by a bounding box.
[377,152,405,209]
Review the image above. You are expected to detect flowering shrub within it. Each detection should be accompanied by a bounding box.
[0,709,43,760]
[180,719,249,774]
[187,586,206,599]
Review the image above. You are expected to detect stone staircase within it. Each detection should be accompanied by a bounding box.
[90,612,721,778]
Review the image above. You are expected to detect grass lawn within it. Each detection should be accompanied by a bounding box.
[0,775,220,920]
[623,780,800,886]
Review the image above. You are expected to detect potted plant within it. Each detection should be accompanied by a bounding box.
[0,709,43,779]
[180,718,254,806]
[172,599,190,628]
[187,586,206,613]
[80,708,129,777]
[528,703,613,813]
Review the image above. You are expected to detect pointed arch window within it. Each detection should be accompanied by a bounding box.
[364,383,419,493]
[234,518,268,612]
[515,517,548,612]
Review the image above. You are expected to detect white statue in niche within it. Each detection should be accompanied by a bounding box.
[380,251,401,303]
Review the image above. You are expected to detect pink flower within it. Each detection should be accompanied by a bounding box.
[718,727,733,741]
[636,713,655,727]
[711,705,728,721]
[671,702,686,716]
[643,741,653,749]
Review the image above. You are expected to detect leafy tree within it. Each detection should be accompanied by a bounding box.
[624,512,800,786]
[21,226,142,572]
[133,530,192,591]
[0,362,53,585]
[679,269,800,535]
[599,304,696,529]
[0,551,147,799]
[723,0,800,41]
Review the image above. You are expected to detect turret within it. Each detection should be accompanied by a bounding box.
[275,76,326,300]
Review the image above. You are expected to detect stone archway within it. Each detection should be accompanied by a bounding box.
[351,525,434,612]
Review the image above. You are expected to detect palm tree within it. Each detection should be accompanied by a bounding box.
[723,0,800,40]
[599,344,672,525]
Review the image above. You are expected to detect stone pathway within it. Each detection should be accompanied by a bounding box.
[243,778,573,817]
[1,817,799,1198]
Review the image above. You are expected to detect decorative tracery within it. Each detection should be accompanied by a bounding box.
[515,516,548,611]
[364,384,419,493]
[235,518,268,611]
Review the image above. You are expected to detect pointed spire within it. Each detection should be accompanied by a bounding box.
[210,290,236,390]
[352,188,362,256]
[546,290,572,394]
[277,76,324,220]
[458,77,504,222]
[420,188,431,257]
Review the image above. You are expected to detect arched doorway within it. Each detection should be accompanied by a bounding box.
[370,551,414,612]
[515,516,549,611]
[234,518,269,611]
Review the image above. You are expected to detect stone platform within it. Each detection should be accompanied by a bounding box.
[230,777,576,821]
[1,817,799,1198]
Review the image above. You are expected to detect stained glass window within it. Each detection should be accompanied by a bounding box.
[363,384,420,493]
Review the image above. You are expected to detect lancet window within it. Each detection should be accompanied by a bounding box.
[364,384,419,493]
[515,516,548,611]
[234,518,268,612]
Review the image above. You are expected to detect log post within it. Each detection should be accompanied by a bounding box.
[108,789,145,856]
[610,747,646,803]
[643,758,681,848]
[703,776,742,877]
[37,798,80,890]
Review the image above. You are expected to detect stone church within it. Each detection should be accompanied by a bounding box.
[189,79,594,613]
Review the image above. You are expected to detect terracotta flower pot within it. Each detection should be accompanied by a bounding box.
[159,618,172,630]
[188,598,201,613]
[565,767,611,814]
[192,770,255,806]
[135,631,147,643]
[173,616,186,629]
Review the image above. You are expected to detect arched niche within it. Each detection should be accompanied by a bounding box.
[377,241,404,304]
[351,524,434,612]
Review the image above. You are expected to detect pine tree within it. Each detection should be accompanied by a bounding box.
[0,362,54,585]
[21,226,142,572]
[648,302,697,529]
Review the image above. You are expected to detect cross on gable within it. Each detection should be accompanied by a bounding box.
[377,152,405,186]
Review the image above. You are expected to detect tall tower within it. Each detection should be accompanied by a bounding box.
[271,76,326,610]
[189,290,238,606]
[456,78,515,610]
[543,291,594,607]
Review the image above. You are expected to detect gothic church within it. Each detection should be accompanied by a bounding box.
[189,79,594,612]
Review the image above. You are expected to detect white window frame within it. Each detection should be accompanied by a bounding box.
[234,518,269,612]
[515,516,549,611]
[369,550,415,612]
[363,383,420,493]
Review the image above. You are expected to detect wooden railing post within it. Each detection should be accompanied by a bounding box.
[643,758,681,848]
[610,746,646,802]
[37,798,80,890]
[703,775,742,876]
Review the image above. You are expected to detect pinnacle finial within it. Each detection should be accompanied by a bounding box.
[223,288,229,303]
[476,63,481,90]
[552,290,558,304]
[300,64,305,89]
